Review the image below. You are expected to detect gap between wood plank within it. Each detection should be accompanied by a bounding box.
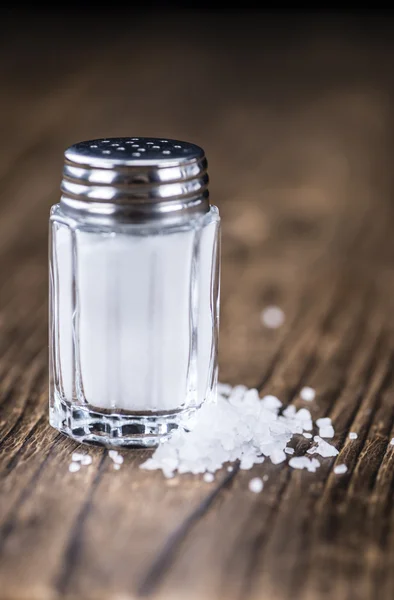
[136,465,240,598]
[55,453,107,596]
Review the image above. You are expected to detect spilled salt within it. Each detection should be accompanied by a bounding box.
[319,425,335,439]
[261,306,285,329]
[69,462,81,473]
[141,384,339,478]
[261,395,282,411]
[109,450,124,464]
[249,477,264,493]
[300,387,316,402]
[307,436,339,458]
[334,464,348,475]
[71,452,92,467]
[288,457,320,472]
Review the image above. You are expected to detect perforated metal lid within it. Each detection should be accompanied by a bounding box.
[61,137,209,222]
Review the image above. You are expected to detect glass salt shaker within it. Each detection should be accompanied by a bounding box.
[49,137,220,447]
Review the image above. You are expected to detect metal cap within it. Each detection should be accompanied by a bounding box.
[61,137,209,223]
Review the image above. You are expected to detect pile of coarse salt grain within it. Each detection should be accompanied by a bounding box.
[140,383,339,479]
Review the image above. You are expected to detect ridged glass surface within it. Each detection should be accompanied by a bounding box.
[49,206,220,447]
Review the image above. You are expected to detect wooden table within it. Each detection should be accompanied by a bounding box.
[2,13,394,600]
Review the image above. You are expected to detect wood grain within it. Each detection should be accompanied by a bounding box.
[1,13,394,600]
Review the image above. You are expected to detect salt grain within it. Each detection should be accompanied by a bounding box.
[261,306,285,329]
[270,449,287,465]
[69,462,81,473]
[349,432,358,440]
[316,417,332,428]
[113,463,121,470]
[203,473,214,483]
[296,408,312,422]
[307,436,339,458]
[289,457,320,472]
[282,405,296,418]
[261,395,282,411]
[249,477,264,493]
[240,455,255,470]
[288,457,307,470]
[319,425,335,439]
[72,452,85,462]
[71,452,92,467]
[285,447,295,455]
[227,466,234,472]
[303,432,312,439]
[334,464,348,475]
[300,386,316,402]
[390,438,394,446]
[302,421,313,431]
[308,458,321,473]
[109,450,124,464]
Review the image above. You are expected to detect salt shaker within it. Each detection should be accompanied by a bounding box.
[49,138,220,447]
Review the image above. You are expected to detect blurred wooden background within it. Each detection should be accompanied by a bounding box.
[1,11,394,600]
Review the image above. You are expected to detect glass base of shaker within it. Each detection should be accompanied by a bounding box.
[50,393,196,448]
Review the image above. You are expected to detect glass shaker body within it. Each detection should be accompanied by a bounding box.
[49,138,220,447]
